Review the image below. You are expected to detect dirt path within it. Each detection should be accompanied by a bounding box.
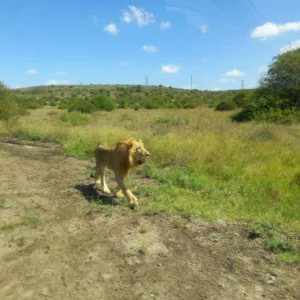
[0,139,299,300]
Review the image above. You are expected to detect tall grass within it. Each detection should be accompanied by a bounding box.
[1,107,300,231]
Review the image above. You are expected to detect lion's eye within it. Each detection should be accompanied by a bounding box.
[136,148,141,152]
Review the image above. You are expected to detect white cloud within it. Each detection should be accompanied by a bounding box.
[56,71,67,76]
[251,22,300,39]
[27,69,37,75]
[160,21,171,30]
[183,84,196,90]
[225,69,245,76]
[122,11,132,23]
[104,23,119,35]
[161,64,181,74]
[45,80,70,86]
[200,24,208,33]
[122,6,155,27]
[121,62,129,66]
[141,45,158,53]
[280,40,300,53]
[213,88,221,91]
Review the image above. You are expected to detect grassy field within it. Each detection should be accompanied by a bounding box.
[1,106,299,233]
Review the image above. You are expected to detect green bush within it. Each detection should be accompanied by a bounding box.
[60,112,91,126]
[23,102,40,109]
[233,48,300,123]
[68,100,96,114]
[232,90,249,107]
[58,100,71,110]
[0,82,19,122]
[91,94,116,111]
[215,99,237,111]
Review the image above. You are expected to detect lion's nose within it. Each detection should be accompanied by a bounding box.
[146,152,150,156]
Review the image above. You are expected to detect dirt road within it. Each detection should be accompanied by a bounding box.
[0,139,299,300]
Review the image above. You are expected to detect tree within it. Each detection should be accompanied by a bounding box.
[259,48,300,109]
[232,48,300,123]
[215,99,237,111]
[91,94,116,111]
[0,82,19,122]
[232,90,249,107]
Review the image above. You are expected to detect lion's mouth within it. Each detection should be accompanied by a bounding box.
[138,160,145,165]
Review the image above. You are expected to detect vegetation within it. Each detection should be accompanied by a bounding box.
[9,83,256,112]
[0,82,19,123]
[60,111,91,126]
[1,107,299,235]
[215,99,238,111]
[233,48,300,123]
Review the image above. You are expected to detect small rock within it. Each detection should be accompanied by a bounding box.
[255,285,264,292]
[102,274,112,280]
[267,276,276,285]
[125,256,141,265]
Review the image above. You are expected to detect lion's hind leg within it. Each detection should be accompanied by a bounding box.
[95,163,111,194]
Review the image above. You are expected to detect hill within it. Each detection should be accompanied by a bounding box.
[11,84,253,111]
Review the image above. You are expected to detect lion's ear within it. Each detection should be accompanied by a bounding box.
[127,141,133,149]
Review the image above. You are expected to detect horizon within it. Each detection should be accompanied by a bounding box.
[1,0,300,91]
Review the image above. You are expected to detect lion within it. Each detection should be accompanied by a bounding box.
[94,138,150,206]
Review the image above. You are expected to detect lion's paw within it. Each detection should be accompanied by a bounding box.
[116,190,124,198]
[103,187,112,194]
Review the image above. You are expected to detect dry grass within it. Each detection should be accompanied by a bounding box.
[1,107,300,231]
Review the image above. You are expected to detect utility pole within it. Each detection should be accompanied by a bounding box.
[241,80,244,89]
[191,74,193,90]
[145,75,148,86]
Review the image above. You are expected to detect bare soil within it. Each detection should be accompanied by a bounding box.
[0,139,299,300]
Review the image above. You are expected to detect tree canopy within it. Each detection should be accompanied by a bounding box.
[232,48,300,123]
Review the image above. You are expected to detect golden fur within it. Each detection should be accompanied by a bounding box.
[94,138,149,206]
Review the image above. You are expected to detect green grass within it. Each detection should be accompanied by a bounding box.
[171,215,188,228]
[276,252,300,264]
[139,225,148,234]
[59,111,91,126]
[0,201,9,209]
[264,239,294,253]
[0,216,42,231]
[1,107,300,234]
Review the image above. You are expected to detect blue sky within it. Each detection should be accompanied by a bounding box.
[1,0,300,90]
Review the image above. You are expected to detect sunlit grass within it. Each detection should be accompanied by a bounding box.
[1,106,300,231]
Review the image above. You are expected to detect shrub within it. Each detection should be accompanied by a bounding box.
[0,82,19,122]
[23,102,40,109]
[68,100,96,114]
[215,99,237,111]
[233,48,300,123]
[232,90,249,107]
[60,112,91,126]
[91,94,116,111]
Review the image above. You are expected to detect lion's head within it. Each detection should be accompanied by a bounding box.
[117,138,150,168]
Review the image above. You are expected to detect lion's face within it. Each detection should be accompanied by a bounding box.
[129,139,150,166]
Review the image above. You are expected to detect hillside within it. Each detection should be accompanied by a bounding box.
[11,84,251,110]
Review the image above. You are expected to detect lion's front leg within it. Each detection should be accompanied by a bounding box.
[115,173,138,206]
